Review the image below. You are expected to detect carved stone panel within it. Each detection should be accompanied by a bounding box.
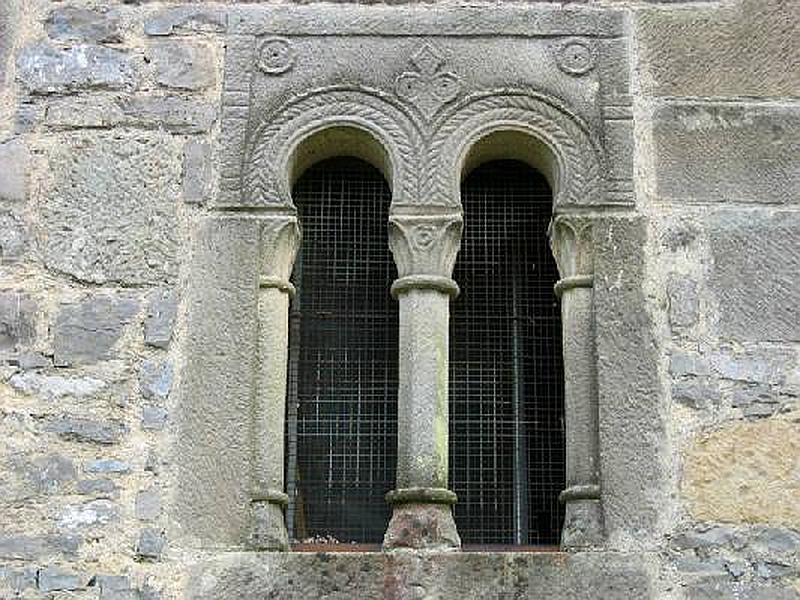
[218,5,633,213]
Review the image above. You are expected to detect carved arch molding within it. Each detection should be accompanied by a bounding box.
[218,5,635,214]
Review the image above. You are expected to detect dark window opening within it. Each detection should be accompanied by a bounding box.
[450,159,565,546]
[286,157,398,544]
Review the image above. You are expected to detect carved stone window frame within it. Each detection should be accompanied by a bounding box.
[176,4,639,555]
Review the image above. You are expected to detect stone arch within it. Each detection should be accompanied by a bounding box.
[426,90,604,211]
[243,87,423,208]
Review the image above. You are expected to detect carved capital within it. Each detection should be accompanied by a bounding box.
[389,214,463,296]
[549,215,594,281]
[257,216,301,295]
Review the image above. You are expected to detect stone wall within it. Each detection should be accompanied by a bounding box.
[0,1,798,599]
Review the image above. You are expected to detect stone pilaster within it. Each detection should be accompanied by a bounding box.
[383,213,462,551]
[549,215,604,549]
[248,215,301,551]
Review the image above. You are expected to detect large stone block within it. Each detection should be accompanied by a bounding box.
[0,138,29,202]
[636,0,800,98]
[46,7,122,44]
[146,42,215,91]
[0,211,28,261]
[144,7,227,36]
[17,43,136,94]
[0,291,36,356]
[45,416,127,445]
[682,415,800,527]
[708,211,800,343]
[144,289,177,348]
[653,103,800,205]
[53,294,138,366]
[41,131,179,285]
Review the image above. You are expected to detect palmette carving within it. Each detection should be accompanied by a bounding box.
[257,216,301,285]
[549,215,594,279]
[389,214,463,279]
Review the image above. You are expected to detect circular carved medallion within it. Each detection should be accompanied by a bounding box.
[555,39,596,76]
[258,37,294,75]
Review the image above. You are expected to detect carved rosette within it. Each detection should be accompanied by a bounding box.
[549,215,594,295]
[257,216,301,296]
[388,214,463,298]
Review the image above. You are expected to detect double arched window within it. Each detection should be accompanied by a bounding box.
[285,151,564,547]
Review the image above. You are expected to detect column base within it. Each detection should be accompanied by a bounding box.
[248,493,289,551]
[383,488,461,551]
[560,494,604,550]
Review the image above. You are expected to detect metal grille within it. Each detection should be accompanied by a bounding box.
[286,157,397,544]
[450,160,565,545]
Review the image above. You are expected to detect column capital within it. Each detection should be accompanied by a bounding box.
[549,215,594,293]
[388,213,463,298]
[257,216,301,296]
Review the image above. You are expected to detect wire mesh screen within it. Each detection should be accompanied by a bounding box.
[286,157,397,544]
[450,160,565,546]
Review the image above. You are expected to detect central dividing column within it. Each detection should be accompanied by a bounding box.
[249,215,301,550]
[384,213,463,551]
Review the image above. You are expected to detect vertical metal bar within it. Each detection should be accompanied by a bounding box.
[285,250,303,541]
[511,275,529,545]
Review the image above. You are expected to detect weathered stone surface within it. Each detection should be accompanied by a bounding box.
[144,289,177,349]
[0,291,36,356]
[85,459,130,474]
[53,294,138,366]
[16,43,136,94]
[14,453,77,494]
[709,346,794,386]
[708,211,800,342]
[175,216,261,547]
[141,406,168,431]
[144,7,227,36]
[686,580,800,600]
[0,534,79,561]
[136,528,165,559]
[41,131,179,285]
[0,2,18,89]
[47,7,122,44]
[0,566,37,595]
[39,567,85,591]
[653,104,800,205]
[45,416,127,445]
[59,499,118,530]
[667,276,698,329]
[183,140,213,204]
[135,488,161,521]
[0,211,28,261]
[594,217,670,549]
[670,349,710,378]
[0,138,29,201]
[637,0,800,98]
[187,551,654,600]
[77,478,117,497]
[683,415,800,527]
[672,380,720,410]
[139,361,173,400]
[9,372,106,400]
[147,42,215,91]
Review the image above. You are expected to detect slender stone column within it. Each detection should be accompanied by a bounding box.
[248,215,301,550]
[383,213,463,551]
[550,215,604,549]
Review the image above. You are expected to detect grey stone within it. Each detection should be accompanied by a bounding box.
[144,289,177,349]
[85,459,130,474]
[687,580,800,600]
[135,488,162,521]
[661,220,700,252]
[709,211,800,343]
[0,566,37,594]
[675,555,728,575]
[0,2,19,89]
[16,352,51,369]
[45,416,127,445]
[16,43,136,94]
[670,349,710,378]
[8,372,106,400]
[672,380,720,410]
[139,360,173,400]
[44,95,125,129]
[20,453,77,493]
[144,451,160,475]
[47,7,122,44]
[0,291,36,356]
[147,42,215,91]
[750,527,800,555]
[41,131,180,286]
[38,567,84,591]
[637,0,800,98]
[0,138,29,201]
[92,575,139,600]
[668,277,698,329]
[141,406,168,431]
[53,294,139,366]
[77,479,117,497]
[672,526,740,550]
[0,211,28,261]
[654,104,800,205]
[709,347,793,385]
[0,534,80,560]
[755,561,794,579]
[183,140,213,204]
[144,7,227,36]
[726,560,748,579]
[136,528,165,559]
[58,499,118,529]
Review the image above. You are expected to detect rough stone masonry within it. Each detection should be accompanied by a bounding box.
[1,1,799,599]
